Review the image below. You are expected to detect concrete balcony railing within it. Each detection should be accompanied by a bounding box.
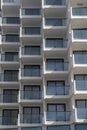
[46,111,70,122]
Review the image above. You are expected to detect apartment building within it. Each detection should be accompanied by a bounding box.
[0,0,87,130]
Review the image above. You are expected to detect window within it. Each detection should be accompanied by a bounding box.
[3,89,18,102]
[45,18,66,26]
[73,51,87,64]
[47,81,65,86]
[74,75,87,80]
[24,46,40,55]
[3,109,18,117]
[76,100,87,119]
[46,38,67,48]
[2,109,18,125]
[23,107,40,115]
[2,34,19,42]
[2,17,20,24]
[22,128,42,130]
[4,52,18,61]
[47,104,66,112]
[23,107,41,123]
[76,100,87,108]
[23,27,41,35]
[74,75,87,90]
[73,29,87,39]
[23,85,41,99]
[24,65,40,76]
[72,8,87,16]
[46,59,64,70]
[45,0,66,5]
[24,85,41,91]
[75,124,87,130]
[22,9,41,15]
[4,70,18,81]
[47,81,65,95]
[47,125,70,130]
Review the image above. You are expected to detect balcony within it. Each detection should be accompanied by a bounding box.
[21,0,41,8]
[0,116,17,125]
[2,17,20,24]
[22,27,41,35]
[45,18,67,26]
[20,8,42,26]
[71,7,87,28]
[46,111,70,122]
[2,0,20,16]
[19,90,42,103]
[74,54,87,64]
[72,8,87,16]
[43,0,67,17]
[75,80,87,91]
[2,17,20,33]
[46,86,70,97]
[1,35,20,49]
[21,9,41,16]
[1,54,18,61]
[71,31,87,49]
[20,47,41,63]
[19,68,42,84]
[73,54,87,73]
[21,68,41,77]
[2,0,20,6]
[20,114,42,124]
[44,0,66,5]
[2,35,19,42]
[44,38,68,56]
[76,108,87,120]
[44,19,67,37]
[73,29,87,40]
[0,94,18,103]
[0,54,19,67]
[0,73,18,82]
[46,62,69,71]
[45,61,69,78]
[45,39,67,48]
[20,27,42,44]
[72,29,87,47]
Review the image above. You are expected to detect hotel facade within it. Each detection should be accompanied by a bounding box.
[0,0,87,130]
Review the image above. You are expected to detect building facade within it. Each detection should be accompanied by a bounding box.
[0,0,87,130]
